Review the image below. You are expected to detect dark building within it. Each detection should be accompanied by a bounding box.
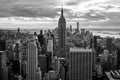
[107,37,112,53]
[77,22,79,33]
[17,28,20,38]
[38,55,47,75]
[46,52,52,70]
[117,48,120,69]
[14,43,20,60]
[58,7,66,58]
[12,60,20,74]
[38,30,44,47]
[70,25,72,33]
[93,36,97,51]
[0,40,6,51]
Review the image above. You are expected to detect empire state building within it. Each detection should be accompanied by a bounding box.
[58,7,66,58]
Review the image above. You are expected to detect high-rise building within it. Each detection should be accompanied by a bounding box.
[0,40,6,51]
[0,51,8,80]
[38,55,47,74]
[107,37,112,53]
[70,25,72,33]
[93,36,97,51]
[14,43,20,60]
[58,6,66,58]
[77,22,79,32]
[47,37,54,64]
[12,60,20,74]
[26,42,38,80]
[46,52,52,70]
[47,38,53,53]
[81,29,85,34]
[17,28,20,38]
[38,30,44,47]
[117,48,120,69]
[69,48,92,80]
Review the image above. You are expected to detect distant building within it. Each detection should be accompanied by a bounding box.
[58,7,66,58]
[69,48,92,80]
[107,37,112,53]
[47,37,54,65]
[81,29,85,34]
[38,30,44,47]
[12,60,20,74]
[47,38,53,53]
[0,39,6,51]
[93,36,98,51]
[14,43,20,60]
[117,48,120,69]
[77,22,79,33]
[17,28,20,38]
[70,25,72,33]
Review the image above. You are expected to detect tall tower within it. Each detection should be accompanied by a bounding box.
[69,48,92,80]
[26,42,38,80]
[70,25,72,33]
[107,37,112,53]
[58,6,66,58]
[77,22,79,32]
[17,28,20,38]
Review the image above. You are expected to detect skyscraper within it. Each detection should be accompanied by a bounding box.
[58,6,66,58]
[26,42,38,80]
[38,55,47,74]
[0,40,6,51]
[14,43,20,60]
[107,37,112,53]
[17,28,20,38]
[77,22,79,32]
[70,25,72,33]
[117,48,120,69]
[93,36,97,51]
[0,51,8,80]
[38,30,44,47]
[69,48,92,80]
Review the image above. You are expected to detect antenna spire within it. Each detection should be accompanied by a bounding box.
[61,2,63,16]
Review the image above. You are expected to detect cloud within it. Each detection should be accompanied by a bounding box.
[0,0,120,29]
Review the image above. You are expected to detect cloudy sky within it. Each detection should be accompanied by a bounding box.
[0,0,120,29]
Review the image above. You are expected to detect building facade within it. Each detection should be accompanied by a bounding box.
[26,42,38,80]
[69,48,92,80]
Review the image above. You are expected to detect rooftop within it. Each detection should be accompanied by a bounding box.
[70,48,92,52]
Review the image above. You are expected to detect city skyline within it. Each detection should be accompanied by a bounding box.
[0,0,120,29]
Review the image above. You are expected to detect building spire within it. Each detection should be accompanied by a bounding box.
[61,2,63,17]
